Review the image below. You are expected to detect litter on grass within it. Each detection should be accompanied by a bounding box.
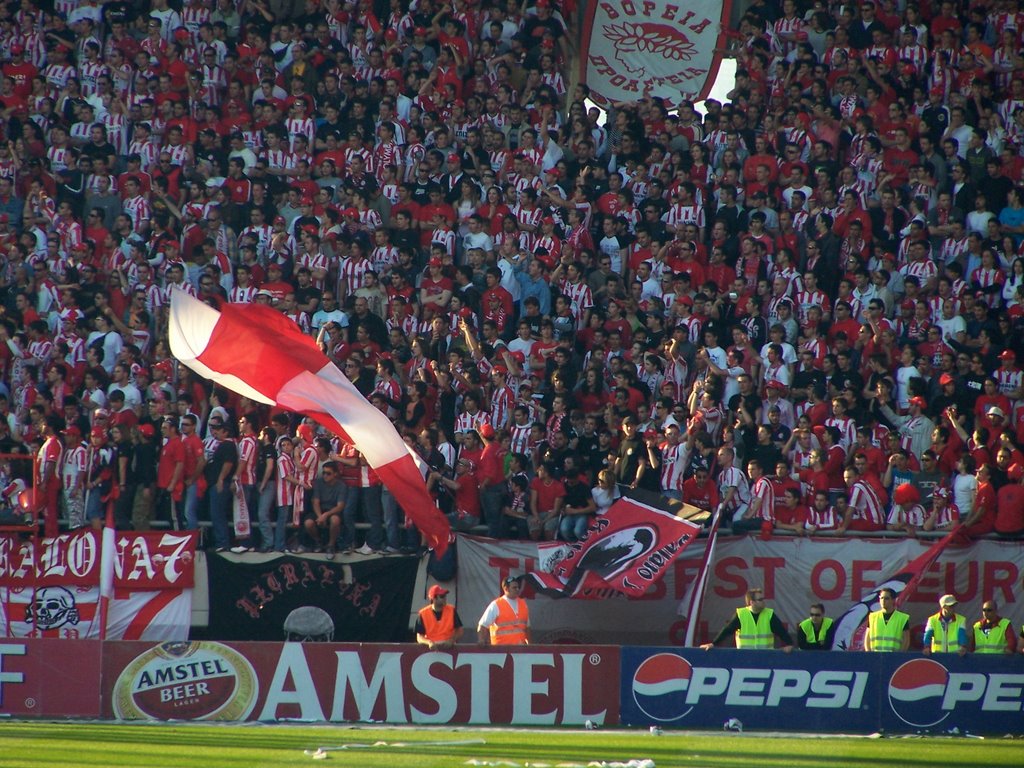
[304,738,486,757]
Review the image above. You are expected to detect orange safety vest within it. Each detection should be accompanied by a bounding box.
[418,604,457,643]
[489,596,529,645]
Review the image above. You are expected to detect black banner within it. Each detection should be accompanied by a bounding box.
[206,554,420,642]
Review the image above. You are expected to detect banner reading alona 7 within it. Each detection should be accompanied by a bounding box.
[580,0,732,105]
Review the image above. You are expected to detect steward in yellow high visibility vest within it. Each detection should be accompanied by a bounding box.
[864,588,910,652]
[923,594,967,656]
[798,604,835,650]
[969,601,1016,654]
[701,588,794,651]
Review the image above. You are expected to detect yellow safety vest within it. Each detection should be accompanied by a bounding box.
[799,616,834,647]
[489,596,529,645]
[972,617,1010,654]
[736,607,774,649]
[927,612,966,653]
[867,610,909,652]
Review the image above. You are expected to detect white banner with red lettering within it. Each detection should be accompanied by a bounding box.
[0,530,196,640]
[580,0,732,105]
[457,534,1024,647]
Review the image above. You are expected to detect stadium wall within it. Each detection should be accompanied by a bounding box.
[1,639,1021,733]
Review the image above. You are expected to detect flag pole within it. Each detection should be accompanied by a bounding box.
[683,512,722,647]
[97,498,115,640]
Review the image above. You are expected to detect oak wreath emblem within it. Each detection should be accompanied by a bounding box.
[601,22,698,77]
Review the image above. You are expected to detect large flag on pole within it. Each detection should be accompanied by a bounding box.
[579,0,733,106]
[528,496,701,598]
[681,510,723,646]
[168,290,451,554]
[831,526,963,651]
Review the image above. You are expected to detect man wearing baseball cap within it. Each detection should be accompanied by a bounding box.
[415,584,464,650]
[923,594,968,656]
[477,574,530,646]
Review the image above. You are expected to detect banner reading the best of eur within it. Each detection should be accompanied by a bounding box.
[580,0,732,106]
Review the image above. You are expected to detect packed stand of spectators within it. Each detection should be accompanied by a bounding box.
[4,0,1024,556]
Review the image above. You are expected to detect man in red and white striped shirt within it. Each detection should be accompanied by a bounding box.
[489,367,515,429]
[734,458,774,533]
[508,406,536,457]
[229,414,260,550]
[839,466,886,533]
[653,423,688,501]
[121,176,150,234]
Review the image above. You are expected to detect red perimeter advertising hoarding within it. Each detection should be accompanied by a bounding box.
[100,641,620,725]
[0,639,102,717]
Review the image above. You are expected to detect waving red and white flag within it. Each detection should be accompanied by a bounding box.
[529,496,701,598]
[168,290,450,554]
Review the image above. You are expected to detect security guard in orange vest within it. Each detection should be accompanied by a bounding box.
[415,585,464,650]
[968,600,1017,654]
[477,575,531,646]
[700,588,794,651]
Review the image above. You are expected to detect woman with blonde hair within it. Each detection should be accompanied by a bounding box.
[592,469,620,516]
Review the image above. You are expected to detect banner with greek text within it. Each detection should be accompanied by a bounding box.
[580,0,732,105]
[205,553,421,642]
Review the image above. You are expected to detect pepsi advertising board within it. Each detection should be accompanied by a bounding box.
[622,648,879,732]
[881,655,1024,733]
[621,648,1024,734]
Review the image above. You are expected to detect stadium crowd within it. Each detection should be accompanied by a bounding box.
[2,0,1024,557]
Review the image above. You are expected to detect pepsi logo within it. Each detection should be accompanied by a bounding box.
[631,652,694,722]
[887,658,950,728]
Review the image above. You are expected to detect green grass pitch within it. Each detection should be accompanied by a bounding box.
[0,723,1019,768]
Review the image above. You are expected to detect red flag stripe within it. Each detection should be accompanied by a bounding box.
[169,290,450,553]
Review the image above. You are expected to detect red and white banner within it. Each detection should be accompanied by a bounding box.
[0,530,197,589]
[831,526,964,651]
[459,534,1024,647]
[529,498,701,597]
[580,0,732,105]
[169,290,450,555]
[0,530,196,640]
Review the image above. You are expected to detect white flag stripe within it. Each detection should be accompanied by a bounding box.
[278,370,407,466]
[168,290,276,405]
[316,362,430,476]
